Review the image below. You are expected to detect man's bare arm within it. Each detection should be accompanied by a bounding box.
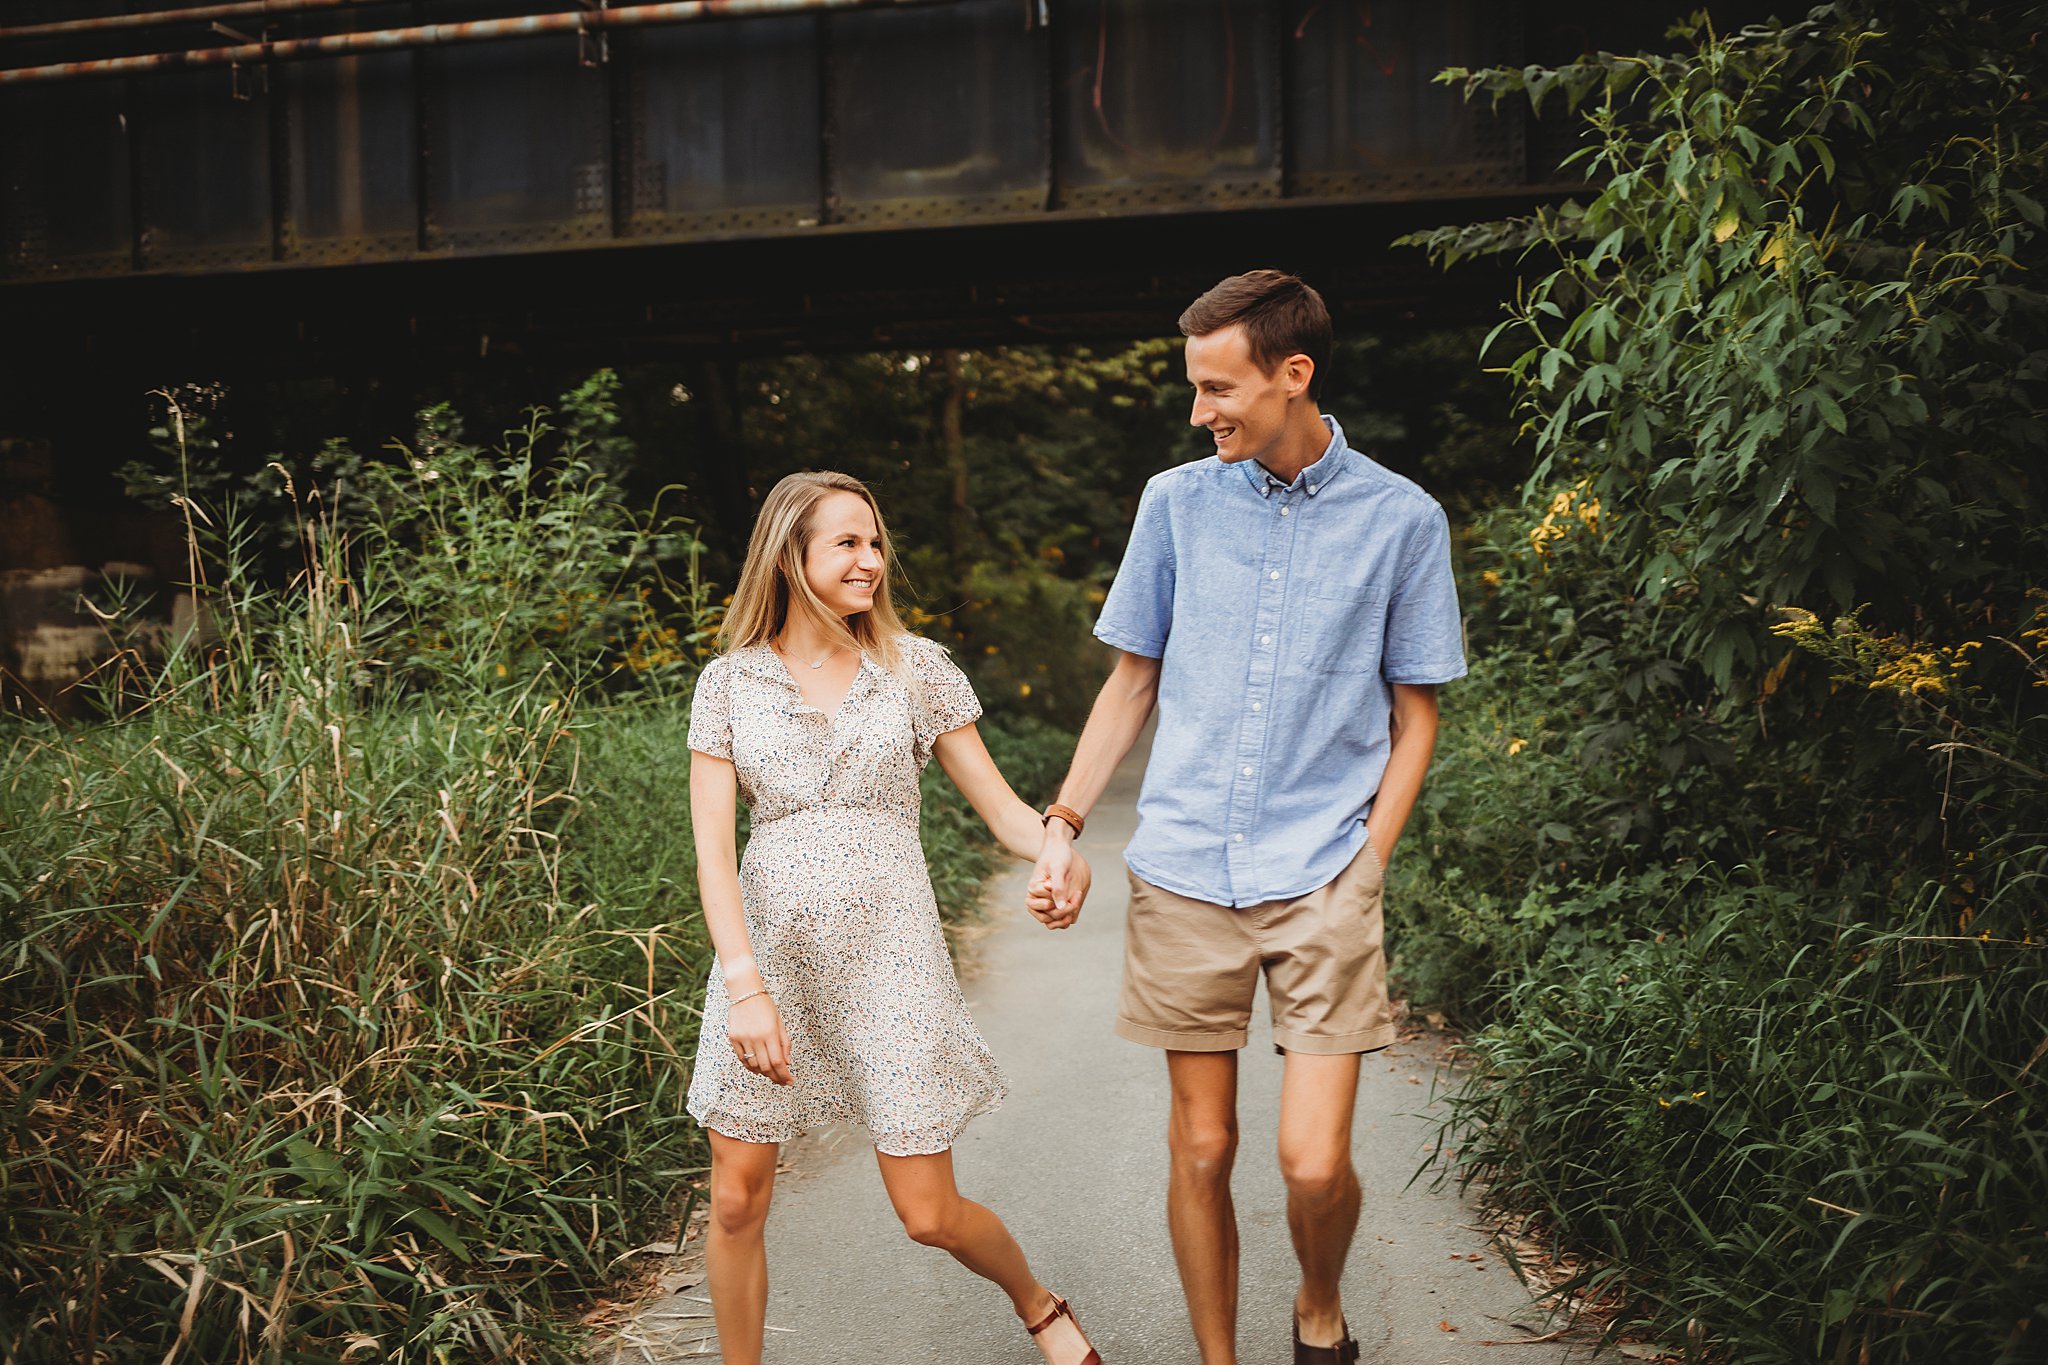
[1054,650,1161,822]
[1364,682,1440,865]
[1025,650,1160,925]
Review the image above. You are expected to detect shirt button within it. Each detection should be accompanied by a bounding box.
[1241,766,1253,776]
[1309,483,1319,493]
[1251,701,1262,712]
[1280,506,1291,517]
[1269,570,1280,581]
[1260,634,1271,645]
[1233,833,1245,843]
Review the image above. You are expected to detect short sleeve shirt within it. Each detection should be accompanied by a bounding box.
[1094,415,1466,907]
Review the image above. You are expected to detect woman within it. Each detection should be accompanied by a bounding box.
[685,470,1102,1365]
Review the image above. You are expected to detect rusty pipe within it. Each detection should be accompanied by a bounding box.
[0,0,406,45]
[0,0,962,83]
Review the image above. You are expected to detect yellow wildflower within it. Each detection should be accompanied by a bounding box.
[1527,479,1604,556]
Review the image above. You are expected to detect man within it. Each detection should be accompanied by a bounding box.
[1028,270,1466,1365]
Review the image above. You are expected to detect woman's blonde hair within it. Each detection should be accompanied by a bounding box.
[720,470,913,683]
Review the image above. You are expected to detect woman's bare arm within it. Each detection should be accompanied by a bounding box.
[930,722,1052,863]
[691,750,791,1085]
[932,723,1095,923]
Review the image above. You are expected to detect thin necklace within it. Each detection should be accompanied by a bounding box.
[778,639,842,671]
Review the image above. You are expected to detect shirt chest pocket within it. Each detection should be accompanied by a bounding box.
[1297,585,1389,674]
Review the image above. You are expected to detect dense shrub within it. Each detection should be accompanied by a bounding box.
[1395,4,2047,1360]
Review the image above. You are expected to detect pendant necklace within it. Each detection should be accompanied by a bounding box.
[782,641,842,671]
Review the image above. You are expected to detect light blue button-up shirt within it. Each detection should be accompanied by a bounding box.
[1094,416,1467,907]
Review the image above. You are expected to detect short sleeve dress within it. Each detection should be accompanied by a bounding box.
[684,635,1006,1156]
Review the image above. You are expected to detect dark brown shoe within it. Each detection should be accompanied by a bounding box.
[1292,1315,1359,1365]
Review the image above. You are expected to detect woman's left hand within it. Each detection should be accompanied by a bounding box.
[1027,844,1091,929]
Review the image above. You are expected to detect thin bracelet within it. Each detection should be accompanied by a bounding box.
[728,987,771,1009]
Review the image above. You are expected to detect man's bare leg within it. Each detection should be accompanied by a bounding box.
[1166,1049,1242,1365]
[1276,1050,1364,1347]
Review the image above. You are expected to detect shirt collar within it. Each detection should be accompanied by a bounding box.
[1242,415,1347,498]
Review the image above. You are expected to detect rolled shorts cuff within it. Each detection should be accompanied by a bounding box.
[1115,1017,1247,1052]
[1271,1022,1398,1056]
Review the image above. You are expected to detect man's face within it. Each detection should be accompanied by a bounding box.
[1184,322,1304,465]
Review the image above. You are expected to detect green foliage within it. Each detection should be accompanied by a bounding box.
[1318,327,1524,516]
[1,530,705,1363]
[357,395,706,695]
[119,372,710,697]
[1387,507,1970,1019]
[1404,0,2046,691]
[1393,5,2048,1360]
[1444,882,2048,1364]
[0,382,1076,1363]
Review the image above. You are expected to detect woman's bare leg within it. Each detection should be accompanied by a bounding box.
[706,1131,781,1365]
[874,1148,1096,1365]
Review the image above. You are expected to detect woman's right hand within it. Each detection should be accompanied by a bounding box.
[728,990,793,1086]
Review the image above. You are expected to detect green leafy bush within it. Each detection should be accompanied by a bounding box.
[1393,4,2048,1359]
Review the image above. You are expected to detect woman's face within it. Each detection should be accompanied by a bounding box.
[800,490,883,619]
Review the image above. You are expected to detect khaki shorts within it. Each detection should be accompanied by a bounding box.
[1116,839,1394,1056]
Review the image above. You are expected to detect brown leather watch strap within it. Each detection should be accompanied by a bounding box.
[1044,802,1085,838]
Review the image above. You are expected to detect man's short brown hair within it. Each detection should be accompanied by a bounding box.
[1178,270,1332,403]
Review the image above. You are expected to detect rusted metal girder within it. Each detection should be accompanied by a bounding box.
[0,0,405,45]
[0,0,963,84]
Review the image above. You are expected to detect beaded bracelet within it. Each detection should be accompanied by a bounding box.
[728,988,771,1009]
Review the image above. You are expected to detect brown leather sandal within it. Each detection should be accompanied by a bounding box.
[1292,1315,1359,1365]
[1026,1292,1104,1365]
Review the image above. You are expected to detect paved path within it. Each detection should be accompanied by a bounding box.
[626,736,1581,1365]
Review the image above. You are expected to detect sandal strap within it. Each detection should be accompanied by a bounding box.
[1026,1293,1072,1336]
[1292,1316,1359,1365]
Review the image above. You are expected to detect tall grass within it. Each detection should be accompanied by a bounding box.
[2,409,716,1362]
[1442,879,2048,1363]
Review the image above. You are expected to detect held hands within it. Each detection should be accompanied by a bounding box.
[726,983,793,1086]
[1026,826,1091,930]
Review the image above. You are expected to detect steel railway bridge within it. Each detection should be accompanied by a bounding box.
[0,0,1749,371]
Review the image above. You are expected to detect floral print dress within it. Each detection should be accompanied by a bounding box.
[684,635,1006,1156]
